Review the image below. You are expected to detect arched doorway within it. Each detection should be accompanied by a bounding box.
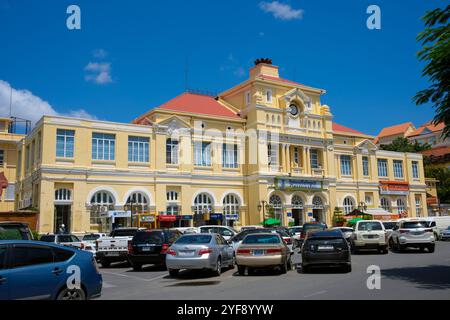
[193,193,214,227]
[291,195,304,226]
[126,192,150,228]
[312,196,325,223]
[90,190,115,232]
[223,194,240,227]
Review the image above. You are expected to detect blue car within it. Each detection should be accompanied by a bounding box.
[0,240,102,300]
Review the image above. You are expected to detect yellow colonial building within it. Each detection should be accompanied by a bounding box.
[15,59,429,234]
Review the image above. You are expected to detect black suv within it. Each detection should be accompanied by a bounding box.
[0,222,33,240]
[127,229,182,271]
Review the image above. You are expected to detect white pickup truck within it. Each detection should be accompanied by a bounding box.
[96,227,144,267]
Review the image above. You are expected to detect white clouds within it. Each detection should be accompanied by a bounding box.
[0,80,96,125]
[259,1,303,21]
[84,62,113,84]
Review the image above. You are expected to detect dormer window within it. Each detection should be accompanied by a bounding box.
[265,89,273,103]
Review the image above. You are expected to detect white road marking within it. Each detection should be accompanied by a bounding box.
[102,271,167,282]
[303,290,327,298]
[102,282,117,288]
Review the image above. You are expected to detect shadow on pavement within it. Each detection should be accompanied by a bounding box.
[127,264,167,272]
[100,261,130,269]
[382,265,450,290]
[296,266,349,274]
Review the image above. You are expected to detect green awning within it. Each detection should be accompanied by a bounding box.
[260,218,281,226]
[348,217,364,224]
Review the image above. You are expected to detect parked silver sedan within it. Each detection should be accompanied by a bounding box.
[166,233,235,277]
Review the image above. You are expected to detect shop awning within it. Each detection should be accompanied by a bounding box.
[364,208,400,221]
[0,172,8,196]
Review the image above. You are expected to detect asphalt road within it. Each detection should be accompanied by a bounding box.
[99,241,450,300]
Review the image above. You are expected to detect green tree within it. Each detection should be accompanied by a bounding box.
[380,137,431,153]
[425,166,450,203]
[414,5,450,139]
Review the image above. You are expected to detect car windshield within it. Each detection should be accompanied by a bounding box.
[175,235,212,244]
[134,231,164,244]
[357,222,382,231]
[111,229,138,237]
[447,226,450,230]
[303,224,325,231]
[402,221,428,229]
[382,222,397,230]
[232,229,269,242]
[289,227,302,234]
[83,234,100,241]
[242,234,281,244]
[40,235,56,242]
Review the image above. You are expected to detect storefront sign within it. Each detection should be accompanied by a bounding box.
[225,214,239,220]
[307,212,313,217]
[178,215,193,220]
[274,178,323,191]
[106,210,131,218]
[210,214,223,220]
[379,181,409,195]
[158,215,177,222]
[140,215,155,223]
[286,212,292,217]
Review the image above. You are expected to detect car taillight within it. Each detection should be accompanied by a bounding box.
[166,248,176,256]
[236,249,251,255]
[300,233,305,239]
[128,241,134,254]
[283,237,292,244]
[161,243,170,254]
[399,230,410,234]
[266,248,282,254]
[198,248,213,256]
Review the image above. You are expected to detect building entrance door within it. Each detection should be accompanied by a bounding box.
[312,209,324,223]
[292,209,303,226]
[54,205,71,233]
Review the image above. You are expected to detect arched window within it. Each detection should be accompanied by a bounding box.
[291,195,304,209]
[277,115,281,124]
[269,194,283,220]
[167,191,179,202]
[343,197,355,214]
[381,198,391,212]
[318,122,321,129]
[266,114,269,123]
[194,193,213,215]
[312,196,324,208]
[223,194,240,215]
[90,191,115,224]
[55,188,71,201]
[126,192,148,206]
[271,115,275,124]
[396,198,406,214]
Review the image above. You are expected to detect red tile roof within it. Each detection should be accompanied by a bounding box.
[151,92,240,120]
[257,74,303,87]
[407,121,445,137]
[419,146,450,157]
[332,123,366,135]
[377,122,414,138]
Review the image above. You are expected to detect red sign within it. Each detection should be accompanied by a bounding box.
[158,215,177,222]
[379,181,409,195]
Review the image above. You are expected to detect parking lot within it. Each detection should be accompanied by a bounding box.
[99,241,450,300]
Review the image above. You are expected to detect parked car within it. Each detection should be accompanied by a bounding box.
[388,220,435,253]
[301,230,351,273]
[0,240,102,300]
[127,229,182,271]
[96,227,144,268]
[382,221,398,239]
[440,226,450,241]
[235,233,292,275]
[0,222,33,240]
[351,220,388,254]
[40,234,85,250]
[82,233,107,258]
[166,233,234,277]
[239,225,264,232]
[288,226,303,241]
[173,227,198,234]
[298,223,327,248]
[198,226,237,240]
[229,228,276,252]
[266,227,295,252]
[331,227,353,242]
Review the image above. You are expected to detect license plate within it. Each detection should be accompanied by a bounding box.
[366,235,377,239]
[106,252,119,256]
[253,249,264,256]
[179,251,195,257]
[318,245,334,251]
[142,247,152,252]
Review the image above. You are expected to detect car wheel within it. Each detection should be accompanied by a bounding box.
[279,260,288,274]
[388,238,395,251]
[168,269,179,277]
[398,244,406,252]
[237,265,246,276]
[351,246,359,255]
[132,264,142,271]
[56,287,86,300]
[301,264,309,274]
[213,258,222,276]
[428,244,435,253]
[100,260,111,268]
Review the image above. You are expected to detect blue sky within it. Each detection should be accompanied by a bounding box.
[0,0,442,135]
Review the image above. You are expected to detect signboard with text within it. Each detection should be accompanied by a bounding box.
[379,181,409,195]
[274,178,323,192]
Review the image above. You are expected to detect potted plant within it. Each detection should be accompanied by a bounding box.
[333,207,346,227]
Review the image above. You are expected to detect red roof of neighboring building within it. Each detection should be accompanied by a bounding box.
[407,121,445,137]
[257,74,304,87]
[332,123,366,136]
[147,92,240,120]
[377,122,414,138]
[420,146,450,157]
